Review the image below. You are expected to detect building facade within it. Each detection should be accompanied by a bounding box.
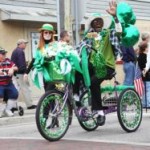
[0,0,58,60]
[74,0,150,45]
[0,0,150,62]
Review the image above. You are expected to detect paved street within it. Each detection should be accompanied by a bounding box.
[0,109,150,150]
[0,139,150,150]
[0,82,150,149]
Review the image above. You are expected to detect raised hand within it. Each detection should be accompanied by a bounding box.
[106,0,117,16]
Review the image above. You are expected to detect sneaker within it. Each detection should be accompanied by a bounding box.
[0,103,6,117]
[73,94,79,101]
[97,115,106,126]
[76,101,82,107]
[1,109,14,117]
[27,105,37,110]
[92,110,105,126]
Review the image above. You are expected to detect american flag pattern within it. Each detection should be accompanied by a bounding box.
[134,63,144,97]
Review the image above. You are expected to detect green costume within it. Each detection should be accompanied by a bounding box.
[89,29,116,79]
[32,41,82,88]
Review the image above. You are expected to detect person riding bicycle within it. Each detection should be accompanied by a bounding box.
[0,47,18,117]
[74,0,123,126]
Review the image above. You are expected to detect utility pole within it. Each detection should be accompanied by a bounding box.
[64,0,73,44]
[74,0,79,46]
[56,0,61,39]
[64,0,71,31]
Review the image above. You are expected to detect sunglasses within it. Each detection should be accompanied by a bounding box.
[43,31,53,34]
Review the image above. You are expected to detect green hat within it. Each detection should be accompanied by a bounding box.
[39,24,54,32]
[84,13,113,32]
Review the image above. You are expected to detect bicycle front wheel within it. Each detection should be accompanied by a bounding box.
[36,90,71,141]
[117,88,142,132]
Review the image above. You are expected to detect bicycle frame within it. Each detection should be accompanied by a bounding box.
[102,75,135,114]
[52,84,70,116]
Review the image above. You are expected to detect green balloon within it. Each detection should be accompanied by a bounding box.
[129,13,136,25]
[121,24,140,47]
[117,2,136,25]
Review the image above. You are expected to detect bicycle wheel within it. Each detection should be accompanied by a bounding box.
[78,90,99,131]
[117,88,142,132]
[36,90,71,141]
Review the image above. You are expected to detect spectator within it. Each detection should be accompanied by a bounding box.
[141,32,150,44]
[0,47,18,117]
[141,33,150,75]
[121,46,136,86]
[60,30,71,43]
[58,30,74,52]
[11,39,36,109]
[137,41,150,108]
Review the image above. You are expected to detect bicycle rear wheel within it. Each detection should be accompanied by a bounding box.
[117,88,142,132]
[36,90,71,141]
[78,90,98,131]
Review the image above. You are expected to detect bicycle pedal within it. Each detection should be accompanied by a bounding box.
[77,107,90,121]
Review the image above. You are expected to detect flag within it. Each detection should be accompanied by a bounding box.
[134,63,144,97]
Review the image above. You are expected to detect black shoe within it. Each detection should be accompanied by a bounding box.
[97,115,106,126]
[76,101,82,107]
[27,105,37,110]
[102,106,108,110]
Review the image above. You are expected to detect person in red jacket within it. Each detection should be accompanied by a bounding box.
[0,47,18,117]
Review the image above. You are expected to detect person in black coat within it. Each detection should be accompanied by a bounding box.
[138,41,150,108]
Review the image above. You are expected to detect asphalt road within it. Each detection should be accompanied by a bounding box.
[0,139,150,150]
[0,111,150,150]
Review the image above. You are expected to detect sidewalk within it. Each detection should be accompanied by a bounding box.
[0,78,44,126]
[0,82,44,126]
[0,101,36,126]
